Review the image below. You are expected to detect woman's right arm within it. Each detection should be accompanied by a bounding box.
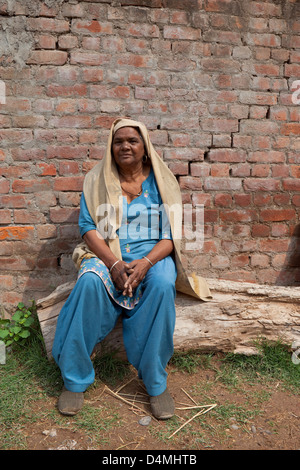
[79,193,130,293]
[83,230,131,293]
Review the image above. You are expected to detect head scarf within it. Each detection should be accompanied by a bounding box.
[72,118,211,301]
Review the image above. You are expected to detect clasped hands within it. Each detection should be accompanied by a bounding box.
[110,258,151,297]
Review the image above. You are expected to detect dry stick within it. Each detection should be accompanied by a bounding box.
[116,377,137,393]
[104,385,147,414]
[168,404,217,440]
[176,405,216,410]
[116,441,139,450]
[181,388,198,405]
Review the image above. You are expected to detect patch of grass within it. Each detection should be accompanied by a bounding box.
[222,339,300,392]
[93,352,132,387]
[169,350,213,374]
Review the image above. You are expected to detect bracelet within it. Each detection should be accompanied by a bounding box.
[143,256,153,266]
[109,260,120,273]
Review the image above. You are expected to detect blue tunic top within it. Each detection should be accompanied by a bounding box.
[77,168,172,309]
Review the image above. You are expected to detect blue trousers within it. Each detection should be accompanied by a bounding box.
[52,256,176,396]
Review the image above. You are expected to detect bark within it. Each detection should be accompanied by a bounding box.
[37,279,300,360]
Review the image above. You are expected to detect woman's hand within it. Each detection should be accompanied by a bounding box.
[110,260,133,293]
[122,258,151,297]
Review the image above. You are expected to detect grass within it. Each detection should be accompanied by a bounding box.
[0,309,299,450]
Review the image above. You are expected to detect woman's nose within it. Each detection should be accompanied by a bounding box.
[121,140,130,149]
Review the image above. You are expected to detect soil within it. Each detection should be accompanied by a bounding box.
[22,357,300,452]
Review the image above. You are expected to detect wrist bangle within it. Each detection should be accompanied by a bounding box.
[109,260,120,273]
[143,256,153,266]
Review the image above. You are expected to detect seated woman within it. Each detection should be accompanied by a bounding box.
[52,118,211,419]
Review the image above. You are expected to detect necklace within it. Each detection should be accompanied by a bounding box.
[121,185,143,197]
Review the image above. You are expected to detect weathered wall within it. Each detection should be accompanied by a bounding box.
[0,0,300,313]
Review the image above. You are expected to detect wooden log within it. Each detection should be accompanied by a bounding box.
[37,279,300,360]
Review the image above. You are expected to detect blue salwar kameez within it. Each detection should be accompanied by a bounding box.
[52,169,177,397]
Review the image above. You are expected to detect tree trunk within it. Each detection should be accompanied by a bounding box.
[37,279,300,360]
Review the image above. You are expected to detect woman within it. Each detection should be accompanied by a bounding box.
[52,118,211,419]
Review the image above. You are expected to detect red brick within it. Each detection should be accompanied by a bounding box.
[234,194,251,207]
[220,210,257,223]
[168,162,189,176]
[251,253,270,268]
[210,164,229,177]
[12,180,51,193]
[284,63,300,77]
[214,193,232,207]
[59,161,79,175]
[201,118,239,133]
[90,85,130,99]
[164,25,201,40]
[202,58,240,73]
[292,195,300,206]
[179,176,202,191]
[37,163,57,176]
[240,120,279,135]
[70,52,110,66]
[53,176,84,191]
[232,254,250,268]
[281,123,300,135]
[208,149,246,162]
[0,209,11,224]
[14,210,46,224]
[58,35,79,49]
[248,34,281,48]
[128,23,160,38]
[0,129,33,144]
[47,146,88,160]
[273,193,290,206]
[49,116,92,128]
[204,178,242,191]
[0,180,10,193]
[0,226,34,241]
[260,209,295,222]
[27,18,69,33]
[249,2,282,17]
[243,178,280,192]
[47,84,88,97]
[271,224,289,238]
[37,34,56,49]
[0,195,28,208]
[27,50,68,65]
[252,224,270,237]
[282,179,300,191]
[71,20,113,35]
[251,164,270,177]
[259,239,290,253]
[239,91,278,106]
[50,207,79,223]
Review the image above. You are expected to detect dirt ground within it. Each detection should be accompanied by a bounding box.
[23,358,300,451]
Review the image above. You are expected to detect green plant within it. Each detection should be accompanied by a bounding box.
[0,301,37,347]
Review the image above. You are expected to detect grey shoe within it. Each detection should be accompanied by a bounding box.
[150,388,174,420]
[58,387,84,416]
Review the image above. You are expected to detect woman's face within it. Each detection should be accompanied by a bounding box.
[112,127,145,170]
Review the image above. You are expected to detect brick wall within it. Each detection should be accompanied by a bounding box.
[0,0,300,313]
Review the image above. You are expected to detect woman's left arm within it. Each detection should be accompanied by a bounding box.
[123,239,174,296]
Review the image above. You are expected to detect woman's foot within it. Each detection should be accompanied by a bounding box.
[58,387,84,416]
[150,388,174,419]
